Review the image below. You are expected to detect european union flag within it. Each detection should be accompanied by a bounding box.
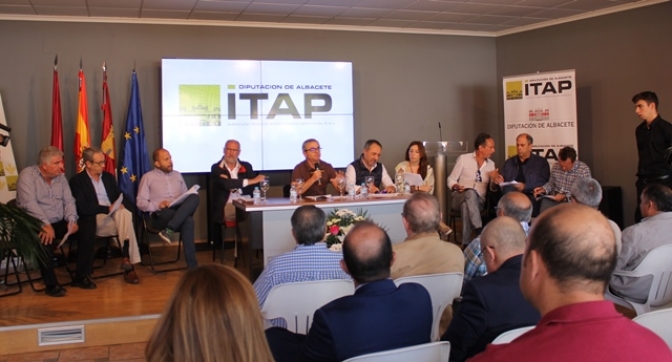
[119,71,150,204]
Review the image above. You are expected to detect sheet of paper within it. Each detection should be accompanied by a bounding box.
[169,184,201,208]
[402,172,424,187]
[56,222,74,248]
[107,194,124,217]
[499,181,519,187]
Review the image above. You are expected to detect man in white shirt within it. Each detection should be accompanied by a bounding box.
[447,132,496,246]
[210,140,265,245]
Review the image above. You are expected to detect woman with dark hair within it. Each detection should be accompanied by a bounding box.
[395,141,434,193]
[396,141,452,236]
[146,264,274,362]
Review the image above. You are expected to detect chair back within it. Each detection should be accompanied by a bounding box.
[491,326,535,344]
[394,272,463,341]
[640,244,672,308]
[633,308,672,349]
[607,244,672,315]
[343,341,451,362]
[261,279,354,334]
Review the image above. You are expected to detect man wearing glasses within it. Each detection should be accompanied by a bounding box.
[211,139,265,226]
[291,139,341,197]
[447,132,497,246]
[70,147,140,284]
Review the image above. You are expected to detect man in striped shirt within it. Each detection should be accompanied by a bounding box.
[254,205,350,327]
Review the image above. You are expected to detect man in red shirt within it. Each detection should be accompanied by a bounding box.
[469,204,672,362]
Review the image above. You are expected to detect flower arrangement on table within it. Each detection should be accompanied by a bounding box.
[325,208,368,251]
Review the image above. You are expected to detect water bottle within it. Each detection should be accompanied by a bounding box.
[348,184,356,199]
[360,183,368,199]
[253,187,261,205]
[289,185,298,203]
[404,182,411,195]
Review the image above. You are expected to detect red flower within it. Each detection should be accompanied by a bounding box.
[239,165,246,173]
[329,225,340,235]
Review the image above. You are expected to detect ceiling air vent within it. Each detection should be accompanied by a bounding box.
[38,325,85,346]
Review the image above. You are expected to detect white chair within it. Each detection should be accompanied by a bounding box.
[343,341,451,362]
[394,272,464,341]
[491,326,535,344]
[633,308,672,349]
[605,244,672,315]
[261,279,354,334]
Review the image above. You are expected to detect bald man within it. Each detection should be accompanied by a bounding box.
[442,217,540,361]
[464,192,532,282]
[470,204,671,361]
[137,148,199,269]
[266,222,433,362]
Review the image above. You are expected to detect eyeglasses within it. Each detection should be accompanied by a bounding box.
[476,170,482,183]
[90,160,105,166]
[304,147,322,152]
[225,148,240,153]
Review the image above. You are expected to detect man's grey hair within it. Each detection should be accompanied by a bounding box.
[82,147,104,163]
[571,177,602,209]
[302,138,319,151]
[402,192,441,234]
[498,193,532,222]
[38,146,63,165]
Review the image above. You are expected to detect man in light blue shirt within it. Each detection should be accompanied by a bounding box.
[137,148,199,268]
[254,205,350,327]
[17,146,89,297]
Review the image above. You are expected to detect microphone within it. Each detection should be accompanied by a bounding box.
[314,163,322,185]
[438,122,443,142]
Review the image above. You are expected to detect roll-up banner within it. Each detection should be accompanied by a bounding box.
[0,93,18,203]
[503,69,578,165]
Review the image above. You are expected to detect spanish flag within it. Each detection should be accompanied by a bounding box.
[74,66,90,172]
[101,63,116,176]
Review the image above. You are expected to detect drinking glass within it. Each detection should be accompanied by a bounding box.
[260,178,270,201]
[337,177,346,197]
[364,176,374,191]
[295,178,304,199]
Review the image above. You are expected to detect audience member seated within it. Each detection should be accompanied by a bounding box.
[391,192,463,333]
[265,221,433,362]
[570,177,622,253]
[345,139,396,193]
[292,138,342,197]
[470,204,672,361]
[16,146,92,297]
[442,216,540,361]
[395,141,435,193]
[145,264,274,362]
[610,183,672,303]
[210,139,264,243]
[70,147,140,284]
[136,148,199,269]
[533,146,591,213]
[253,205,350,327]
[492,133,549,216]
[464,192,532,282]
[447,132,497,246]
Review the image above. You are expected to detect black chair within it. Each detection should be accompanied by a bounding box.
[60,235,125,280]
[0,247,23,297]
[140,214,186,273]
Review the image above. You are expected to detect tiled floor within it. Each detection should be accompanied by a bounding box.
[0,342,146,362]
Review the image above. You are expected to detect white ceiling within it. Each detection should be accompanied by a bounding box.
[0,0,666,36]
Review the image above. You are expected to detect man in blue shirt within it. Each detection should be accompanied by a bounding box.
[254,205,350,327]
[493,133,550,216]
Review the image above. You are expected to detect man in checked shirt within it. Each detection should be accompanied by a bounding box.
[533,146,591,213]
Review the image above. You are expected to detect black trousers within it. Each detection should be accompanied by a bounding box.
[39,219,95,287]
